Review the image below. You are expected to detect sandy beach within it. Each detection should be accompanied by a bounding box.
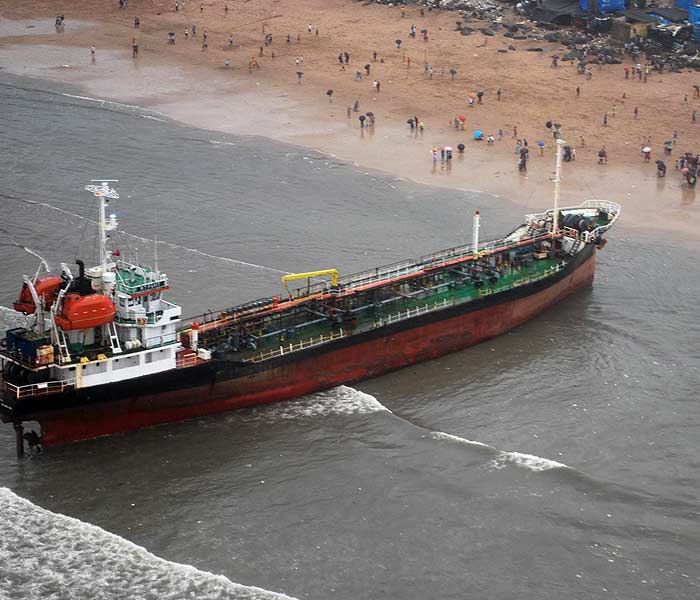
[1,0,699,235]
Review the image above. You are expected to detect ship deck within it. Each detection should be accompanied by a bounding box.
[233,254,564,363]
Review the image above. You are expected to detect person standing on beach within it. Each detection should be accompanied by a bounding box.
[175,1,179,12]
[308,23,313,33]
[90,46,96,62]
[603,113,608,127]
[634,106,638,119]
[364,64,371,76]
[134,16,140,28]
[184,27,189,39]
[344,52,350,64]
[373,50,377,61]
[576,85,580,97]
[296,71,303,83]
[338,53,343,64]
[192,24,196,37]
[512,125,518,138]
[132,38,139,57]
[200,3,204,13]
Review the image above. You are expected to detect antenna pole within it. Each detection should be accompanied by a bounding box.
[99,192,107,268]
[84,180,119,271]
[553,138,565,236]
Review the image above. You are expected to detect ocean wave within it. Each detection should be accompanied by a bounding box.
[239,385,391,422]
[244,388,567,473]
[488,451,569,472]
[430,430,570,472]
[60,92,168,120]
[0,488,297,600]
[141,114,167,123]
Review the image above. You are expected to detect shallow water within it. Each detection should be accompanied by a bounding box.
[0,74,699,600]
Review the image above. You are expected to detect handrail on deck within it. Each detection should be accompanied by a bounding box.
[2,378,76,400]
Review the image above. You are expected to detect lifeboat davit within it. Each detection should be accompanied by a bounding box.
[13,276,64,314]
[54,293,116,331]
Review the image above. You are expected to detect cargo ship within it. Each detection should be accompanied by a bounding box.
[0,142,620,455]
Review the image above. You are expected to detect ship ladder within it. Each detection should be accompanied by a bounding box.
[107,322,123,354]
[53,323,71,363]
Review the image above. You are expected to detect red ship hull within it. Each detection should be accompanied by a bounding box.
[31,252,596,447]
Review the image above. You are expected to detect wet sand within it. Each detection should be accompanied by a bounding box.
[1,1,699,235]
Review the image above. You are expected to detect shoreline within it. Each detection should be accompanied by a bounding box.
[1,4,699,236]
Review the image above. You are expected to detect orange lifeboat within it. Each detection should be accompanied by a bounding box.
[13,276,64,314]
[54,293,116,331]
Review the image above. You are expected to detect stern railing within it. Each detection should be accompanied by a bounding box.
[2,379,76,400]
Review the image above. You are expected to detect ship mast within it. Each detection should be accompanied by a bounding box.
[552,138,565,236]
[84,180,120,270]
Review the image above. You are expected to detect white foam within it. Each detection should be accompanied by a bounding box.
[242,385,391,421]
[430,431,491,448]
[430,431,569,473]
[489,451,569,472]
[0,488,298,600]
[60,92,169,120]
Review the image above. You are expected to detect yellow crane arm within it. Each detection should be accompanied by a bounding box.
[282,269,339,294]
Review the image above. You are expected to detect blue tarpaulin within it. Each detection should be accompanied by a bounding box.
[598,0,624,13]
[580,0,624,12]
[677,0,690,10]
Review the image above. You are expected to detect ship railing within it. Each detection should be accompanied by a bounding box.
[179,230,556,328]
[380,298,452,327]
[303,232,554,297]
[481,264,564,296]
[175,353,198,369]
[247,329,346,363]
[2,378,76,400]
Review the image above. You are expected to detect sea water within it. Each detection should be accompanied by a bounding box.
[1,74,699,599]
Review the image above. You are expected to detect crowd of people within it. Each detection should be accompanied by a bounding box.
[69,0,698,186]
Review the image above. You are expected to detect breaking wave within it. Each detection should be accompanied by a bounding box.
[0,488,297,600]
[239,385,391,421]
[430,431,570,472]
[248,387,569,473]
